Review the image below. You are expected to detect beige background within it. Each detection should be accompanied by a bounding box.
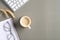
[0,0,60,40]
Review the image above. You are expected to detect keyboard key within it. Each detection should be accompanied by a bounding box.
[8,1,11,4]
[15,6,18,9]
[11,4,16,8]
[9,2,14,6]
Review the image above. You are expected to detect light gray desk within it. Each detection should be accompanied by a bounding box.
[0,0,60,40]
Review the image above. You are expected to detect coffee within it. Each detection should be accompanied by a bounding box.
[20,16,31,29]
[22,17,29,27]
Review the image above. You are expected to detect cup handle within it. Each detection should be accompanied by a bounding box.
[28,26,31,29]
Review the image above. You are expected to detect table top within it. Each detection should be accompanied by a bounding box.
[0,0,60,40]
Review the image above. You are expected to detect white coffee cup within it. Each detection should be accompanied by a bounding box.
[19,16,31,29]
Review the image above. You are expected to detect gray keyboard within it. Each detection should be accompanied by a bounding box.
[4,0,29,12]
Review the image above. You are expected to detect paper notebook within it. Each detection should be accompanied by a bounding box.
[0,18,19,40]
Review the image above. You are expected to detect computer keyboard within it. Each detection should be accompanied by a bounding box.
[4,0,29,12]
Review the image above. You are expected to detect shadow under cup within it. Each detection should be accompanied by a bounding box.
[19,16,32,29]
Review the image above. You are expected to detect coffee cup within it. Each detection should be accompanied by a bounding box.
[19,16,31,29]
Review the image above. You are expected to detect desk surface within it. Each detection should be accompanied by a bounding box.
[0,0,60,40]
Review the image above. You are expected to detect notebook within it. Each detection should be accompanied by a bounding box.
[0,18,19,40]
